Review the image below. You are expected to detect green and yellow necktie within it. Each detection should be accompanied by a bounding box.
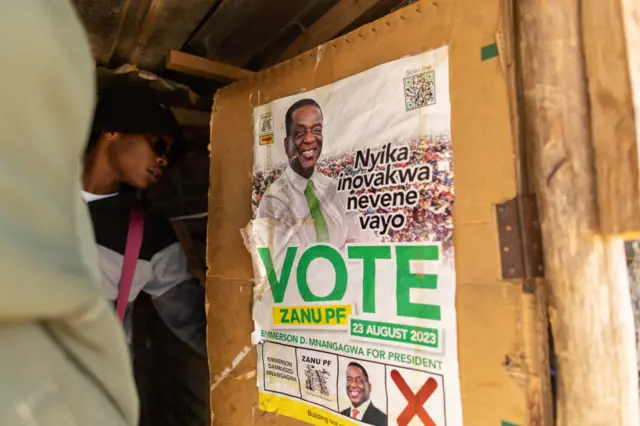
[304,180,329,242]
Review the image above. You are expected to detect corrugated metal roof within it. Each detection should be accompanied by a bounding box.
[73,0,220,72]
[73,0,407,76]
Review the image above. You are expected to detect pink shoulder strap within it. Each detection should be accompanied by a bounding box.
[116,206,145,323]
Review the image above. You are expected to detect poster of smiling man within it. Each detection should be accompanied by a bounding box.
[254,98,377,250]
[245,45,463,426]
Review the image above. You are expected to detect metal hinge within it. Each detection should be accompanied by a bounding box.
[496,194,545,280]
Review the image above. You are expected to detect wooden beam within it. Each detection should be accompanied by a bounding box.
[166,50,254,82]
[276,0,380,63]
[582,0,640,237]
[171,108,211,127]
[517,0,640,425]
[622,0,640,145]
[499,0,555,422]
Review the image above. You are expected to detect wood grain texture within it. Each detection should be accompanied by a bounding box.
[517,0,640,424]
[621,0,640,147]
[582,0,640,237]
[166,50,255,82]
[501,3,554,424]
[498,0,554,421]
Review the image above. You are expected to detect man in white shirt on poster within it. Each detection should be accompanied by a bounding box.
[255,98,374,252]
[340,362,387,426]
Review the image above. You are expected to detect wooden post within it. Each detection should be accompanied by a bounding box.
[582,0,640,237]
[516,0,640,425]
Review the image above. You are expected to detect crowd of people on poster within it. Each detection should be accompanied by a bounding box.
[251,98,454,257]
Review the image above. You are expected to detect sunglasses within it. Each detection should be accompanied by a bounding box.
[145,135,174,158]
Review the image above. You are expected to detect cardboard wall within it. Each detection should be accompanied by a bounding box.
[206,0,551,424]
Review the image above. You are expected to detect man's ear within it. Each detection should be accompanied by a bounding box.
[283,136,289,156]
[104,132,119,141]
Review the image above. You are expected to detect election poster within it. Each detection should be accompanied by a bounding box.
[243,45,462,426]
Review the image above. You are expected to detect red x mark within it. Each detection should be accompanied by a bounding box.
[390,369,438,426]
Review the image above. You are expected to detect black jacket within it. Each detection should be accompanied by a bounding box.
[86,191,207,358]
[341,402,387,426]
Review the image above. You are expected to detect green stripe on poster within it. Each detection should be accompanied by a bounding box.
[481,42,499,61]
[501,421,519,426]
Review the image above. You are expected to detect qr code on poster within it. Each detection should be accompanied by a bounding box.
[403,70,436,111]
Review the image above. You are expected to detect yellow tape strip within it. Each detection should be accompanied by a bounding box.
[259,392,360,426]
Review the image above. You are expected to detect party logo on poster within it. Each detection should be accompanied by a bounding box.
[259,112,274,145]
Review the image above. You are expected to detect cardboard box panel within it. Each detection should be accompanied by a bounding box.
[207,1,548,424]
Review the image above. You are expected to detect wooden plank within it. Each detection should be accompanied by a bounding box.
[171,108,211,127]
[498,0,554,422]
[582,0,640,237]
[622,0,640,147]
[166,50,255,82]
[276,0,380,63]
[517,0,640,425]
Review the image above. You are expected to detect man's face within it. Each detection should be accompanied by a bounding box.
[106,132,173,189]
[346,366,371,407]
[285,105,323,176]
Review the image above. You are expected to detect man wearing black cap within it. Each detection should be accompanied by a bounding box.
[82,88,208,425]
[84,89,185,193]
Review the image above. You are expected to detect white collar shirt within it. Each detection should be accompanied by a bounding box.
[254,166,373,251]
